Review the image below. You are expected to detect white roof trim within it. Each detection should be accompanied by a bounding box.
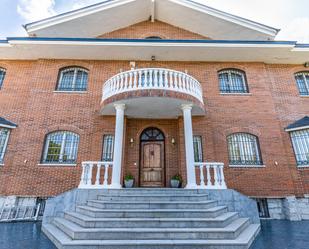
[24,0,279,40]
[0,124,17,129]
[285,126,309,132]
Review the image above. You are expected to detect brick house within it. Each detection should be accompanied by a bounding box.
[0,0,308,228]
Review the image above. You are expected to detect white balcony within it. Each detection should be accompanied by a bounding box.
[102,68,203,103]
[101,68,205,118]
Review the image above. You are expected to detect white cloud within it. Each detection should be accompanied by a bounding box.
[17,0,56,22]
[276,17,309,42]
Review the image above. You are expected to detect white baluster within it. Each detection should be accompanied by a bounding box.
[169,71,174,88]
[79,163,87,187]
[103,164,110,187]
[116,75,120,91]
[128,72,133,89]
[206,164,211,187]
[219,164,227,189]
[95,163,101,186]
[149,69,153,87]
[164,70,169,88]
[174,72,178,89]
[138,70,142,87]
[213,165,219,188]
[133,71,137,89]
[178,73,183,91]
[199,164,206,187]
[159,70,163,88]
[144,69,149,87]
[124,73,128,91]
[154,69,158,87]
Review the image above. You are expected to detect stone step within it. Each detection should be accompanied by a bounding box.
[97,194,208,202]
[87,200,217,210]
[76,205,228,218]
[53,217,250,240]
[64,211,238,228]
[43,222,260,249]
[104,188,203,195]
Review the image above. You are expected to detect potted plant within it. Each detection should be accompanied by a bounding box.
[171,174,182,188]
[124,173,134,188]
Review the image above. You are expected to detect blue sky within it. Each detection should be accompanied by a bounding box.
[1,0,309,42]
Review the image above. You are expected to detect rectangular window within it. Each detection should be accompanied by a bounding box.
[193,136,203,162]
[0,128,10,164]
[102,135,114,162]
[295,73,309,96]
[290,129,309,166]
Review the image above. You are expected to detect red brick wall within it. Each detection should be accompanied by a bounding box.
[0,22,308,198]
[98,20,210,39]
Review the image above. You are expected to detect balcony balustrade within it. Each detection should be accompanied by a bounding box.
[102,68,203,103]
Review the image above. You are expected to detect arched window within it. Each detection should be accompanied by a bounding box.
[294,72,309,96]
[140,127,164,141]
[57,67,88,91]
[227,133,262,165]
[0,68,6,89]
[290,128,309,166]
[218,69,248,93]
[42,131,79,164]
[145,36,162,40]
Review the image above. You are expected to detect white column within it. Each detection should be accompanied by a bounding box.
[111,104,126,188]
[181,104,197,189]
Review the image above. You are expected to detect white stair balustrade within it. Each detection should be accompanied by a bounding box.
[194,162,227,189]
[79,161,113,189]
[102,68,203,103]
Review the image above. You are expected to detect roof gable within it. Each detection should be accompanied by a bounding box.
[24,0,279,40]
[286,116,309,131]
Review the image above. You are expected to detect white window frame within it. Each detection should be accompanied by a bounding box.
[193,135,203,163]
[295,72,309,96]
[289,128,309,167]
[0,128,10,165]
[102,134,114,162]
[0,68,6,89]
[218,69,248,94]
[42,131,79,165]
[57,67,88,92]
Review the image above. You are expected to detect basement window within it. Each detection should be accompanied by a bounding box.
[255,198,270,218]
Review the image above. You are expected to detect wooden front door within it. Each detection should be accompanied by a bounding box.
[140,141,165,187]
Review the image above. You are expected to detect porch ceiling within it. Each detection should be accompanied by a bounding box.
[101,97,205,118]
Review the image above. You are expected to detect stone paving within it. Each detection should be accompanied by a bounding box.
[0,220,308,249]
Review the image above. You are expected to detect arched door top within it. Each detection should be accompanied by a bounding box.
[140,127,165,141]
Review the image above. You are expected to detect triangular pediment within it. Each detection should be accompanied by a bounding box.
[24,0,278,41]
[97,20,211,39]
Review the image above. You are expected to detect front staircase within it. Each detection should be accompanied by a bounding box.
[43,189,260,249]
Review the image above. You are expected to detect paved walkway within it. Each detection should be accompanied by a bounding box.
[0,220,308,249]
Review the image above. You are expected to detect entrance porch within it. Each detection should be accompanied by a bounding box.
[78,68,227,189]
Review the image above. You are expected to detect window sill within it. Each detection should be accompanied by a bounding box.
[299,95,309,98]
[53,91,87,94]
[220,93,251,96]
[297,165,309,168]
[38,163,77,167]
[229,165,265,168]
[0,164,4,167]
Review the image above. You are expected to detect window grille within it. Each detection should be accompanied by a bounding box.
[102,135,114,162]
[227,133,262,165]
[295,72,309,96]
[193,136,203,162]
[218,69,248,93]
[0,128,10,164]
[0,68,6,89]
[42,131,79,164]
[290,128,309,166]
[57,67,88,91]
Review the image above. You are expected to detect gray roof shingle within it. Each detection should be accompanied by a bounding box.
[285,116,309,131]
[0,117,17,128]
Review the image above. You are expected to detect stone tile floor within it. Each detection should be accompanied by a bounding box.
[0,220,308,249]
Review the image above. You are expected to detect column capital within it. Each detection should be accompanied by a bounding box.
[181,104,193,111]
[114,103,126,110]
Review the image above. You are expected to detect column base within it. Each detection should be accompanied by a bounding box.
[109,183,122,189]
[185,183,198,189]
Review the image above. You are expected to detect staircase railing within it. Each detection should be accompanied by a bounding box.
[79,161,113,189]
[194,162,227,189]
